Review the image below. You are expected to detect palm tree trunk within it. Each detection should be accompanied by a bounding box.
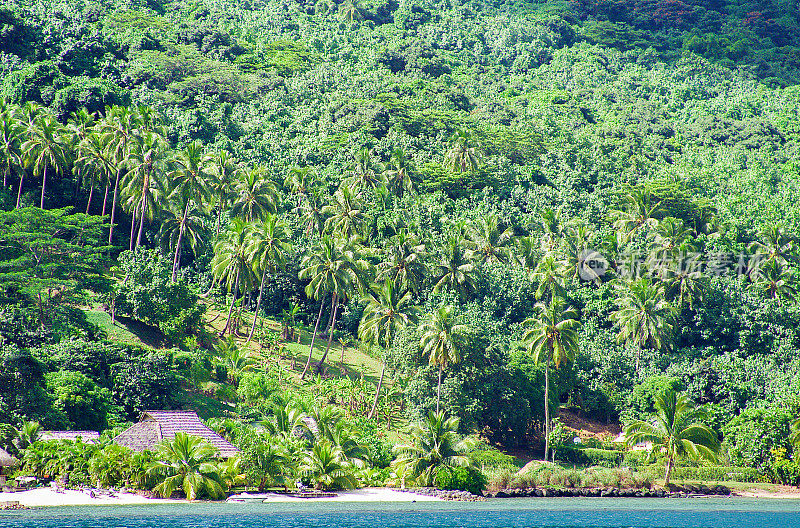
[136,197,146,249]
[86,185,94,215]
[109,169,121,244]
[301,298,326,380]
[15,171,24,208]
[664,456,673,487]
[436,365,443,414]
[171,202,189,282]
[129,203,138,251]
[101,181,109,217]
[635,344,641,373]
[39,164,46,208]
[246,265,270,344]
[220,270,240,337]
[368,362,386,420]
[315,294,339,374]
[543,357,550,462]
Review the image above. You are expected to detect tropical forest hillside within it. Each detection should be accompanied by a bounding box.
[1,0,800,495]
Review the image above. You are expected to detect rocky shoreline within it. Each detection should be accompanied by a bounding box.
[489,484,732,498]
[394,487,486,501]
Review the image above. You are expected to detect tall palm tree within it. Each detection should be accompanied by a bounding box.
[65,108,96,202]
[205,149,239,237]
[0,110,25,194]
[322,185,367,238]
[212,218,254,336]
[466,213,514,265]
[392,412,472,486]
[539,207,564,252]
[337,0,364,22]
[122,131,167,250]
[245,213,291,343]
[624,388,720,486]
[22,113,69,208]
[147,432,226,500]
[420,306,468,414]
[285,166,317,208]
[345,148,387,198]
[231,165,278,222]
[612,278,676,373]
[433,236,477,300]
[445,129,483,173]
[297,188,326,236]
[168,141,211,280]
[75,131,115,215]
[752,259,797,303]
[532,252,566,301]
[101,105,141,244]
[522,297,581,461]
[384,148,414,199]
[612,187,663,242]
[748,223,797,274]
[159,186,206,283]
[359,280,420,419]
[300,441,358,490]
[376,230,428,293]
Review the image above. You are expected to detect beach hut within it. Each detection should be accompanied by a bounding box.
[113,410,238,457]
[0,448,19,485]
[40,431,100,444]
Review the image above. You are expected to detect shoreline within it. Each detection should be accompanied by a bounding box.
[3,485,800,508]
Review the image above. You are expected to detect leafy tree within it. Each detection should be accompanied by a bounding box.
[111,352,179,421]
[625,387,720,486]
[45,370,112,431]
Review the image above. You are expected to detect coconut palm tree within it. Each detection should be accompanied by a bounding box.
[612,187,663,242]
[445,129,483,173]
[752,259,797,303]
[240,435,291,490]
[522,297,581,461]
[611,278,676,372]
[322,185,367,238]
[392,412,472,486]
[245,213,292,343]
[231,165,278,222]
[359,280,420,419]
[285,166,317,208]
[337,0,364,22]
[748,223,797,274]
[531,252,566,301]
[420,306,468,414]
[168,141,212,280]
[205,149,239,237]
[384,148,414,199]
[147,432,226,500]
[159,186,206,283]
[433,236,477,300]
[345,148,386,198]
[65,108,96,202]
[101,105,141,244]
[212,218,254,336]
[466,213,514,265]
[22,113,69,208]
[122,131,167,250]
[624,387,720,486]
[297,189,326,236]
[0,110,25,194]
[12,420,42,451]
[376,230,427,293]
[75,131,115,215]
[300,441,358,490]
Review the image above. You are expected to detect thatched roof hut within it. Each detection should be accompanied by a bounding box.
[40,431,100,444]
[0,448,19,471]
[113,411,238,458]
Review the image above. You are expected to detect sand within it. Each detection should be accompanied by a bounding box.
[0,487,439,507]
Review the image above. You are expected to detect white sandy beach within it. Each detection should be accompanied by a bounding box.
[0,487,439,507]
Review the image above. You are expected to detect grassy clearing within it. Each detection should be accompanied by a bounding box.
[84,308,163,347]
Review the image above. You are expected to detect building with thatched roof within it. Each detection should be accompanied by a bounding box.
[0,448,19,485]
[113,411,238,458]
[41,431,100,444]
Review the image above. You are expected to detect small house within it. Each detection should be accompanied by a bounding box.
[0,448,19,486]
[113,410,238,457]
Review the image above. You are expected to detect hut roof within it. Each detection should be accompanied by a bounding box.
[113,410,238,458]
[0,448,19,468]
[41,431,100,444]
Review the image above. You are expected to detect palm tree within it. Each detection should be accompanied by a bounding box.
[122,131,167,250]
[285,166,317,208]
[466,213,514,265]
[75,131,115,215]
[245,213,291,343]
[297,189,326,236]
[205,149,239,236]
[159,186,206,283]
[240,436,291,490]
[147,432,226,500]
[231,165,278,222]
[612,188,663,242]
[531,253,566,301]
[338,0,364,22]
[433,236,477,299]
[752,259,797,303]
[22,113,69,208]
[384,148,414,199]
[445,129,483,173]
[212,218,254,336]
[12,420,42,451]
[0,110,25,194]
[539,207,564,252]
[392,412,472,486]
[65,108,96,202]
[790,417,800,448]
[101,105,141,244]
[300,441,358,490]
[611,278,676,372]
[322,185,367,238]
[168,141,211,280]
[624,387,720,486]
[345,148,386,198]
[748,223,797,274]
[522,297,581,461]
[420,306,468,414]
[359,280,420,419]
[376,230,428,293]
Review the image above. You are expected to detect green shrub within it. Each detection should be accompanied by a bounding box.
[556,446,624,467]
[769,448,800,486]
[671,465,764,483]
[434,466,487,495]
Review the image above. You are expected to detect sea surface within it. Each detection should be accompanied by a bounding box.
[2,498,800,528]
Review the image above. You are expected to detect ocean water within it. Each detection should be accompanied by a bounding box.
[2,498,800,528]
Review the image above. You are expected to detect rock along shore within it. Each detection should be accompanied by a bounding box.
[489,484,731,498]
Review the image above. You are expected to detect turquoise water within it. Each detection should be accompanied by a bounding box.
[2,498,800,528]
